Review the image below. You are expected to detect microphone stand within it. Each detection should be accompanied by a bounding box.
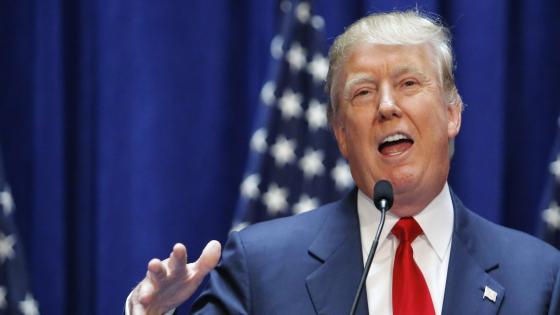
[348,200,389,315]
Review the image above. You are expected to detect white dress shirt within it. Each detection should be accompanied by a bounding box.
[357,183,454,315]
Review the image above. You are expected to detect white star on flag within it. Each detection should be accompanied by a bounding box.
[295,2,311,23]
[250,128,268,153]
[331,159,354,190]
[270,35,284,60]
[260,81,276,106]
[306,100,327,130]
[0,233,15,263]
[19,293,39,315]
[0,186,14,216]
[270,136,297,166]
[263,184,289,215]
[550,155,560,180]
[286,43,307,71]
[293,194,319,214]
[299,149,325,179]
[307,54,328,82]
[279,0,292,13]
[310,15,325,30]
[240,174,261,200]
[543,202,560,230]
[278,89,303,120]
[0,150,38,314]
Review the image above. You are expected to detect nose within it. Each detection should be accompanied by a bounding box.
[377,84,402,121]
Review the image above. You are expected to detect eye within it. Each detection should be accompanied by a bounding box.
[402,79,417,87]
[349,88,375,106]
[356,90,370,96]
[351,89,373,100]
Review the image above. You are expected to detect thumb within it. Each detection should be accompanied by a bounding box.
[195,240,221,275]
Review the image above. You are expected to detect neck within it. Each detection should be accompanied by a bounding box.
[386,182,447,217]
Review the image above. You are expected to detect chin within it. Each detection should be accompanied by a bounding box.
[385,168,417,193]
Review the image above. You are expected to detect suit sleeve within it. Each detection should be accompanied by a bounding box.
[191,232,252,315]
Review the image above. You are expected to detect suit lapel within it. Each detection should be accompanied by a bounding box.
[442,193,505,315]
[305,190,369,315]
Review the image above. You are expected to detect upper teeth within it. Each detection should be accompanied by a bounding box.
[382,133,408,143]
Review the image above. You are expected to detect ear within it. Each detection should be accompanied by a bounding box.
[447,101,462,139]
[333,116,349,159]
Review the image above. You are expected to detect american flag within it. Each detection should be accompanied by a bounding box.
[0,147,39,315]
[232,0,353,230]
[540,117,560,248]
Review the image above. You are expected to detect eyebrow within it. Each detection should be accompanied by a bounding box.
[390,65,430,81]
[343,73,376,100]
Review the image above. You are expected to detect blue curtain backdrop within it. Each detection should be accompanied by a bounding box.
[0,0,559,314]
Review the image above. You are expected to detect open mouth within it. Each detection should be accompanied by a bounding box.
[378,133,414,156]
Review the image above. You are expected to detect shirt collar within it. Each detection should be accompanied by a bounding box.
[357,183,454,261]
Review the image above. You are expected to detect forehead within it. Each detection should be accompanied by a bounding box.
[341,43,438,79]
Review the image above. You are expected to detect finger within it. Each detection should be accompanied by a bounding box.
[194,240,221,275]
[168,243,187,274]
[137,280,156,305]
[147,258,167,283]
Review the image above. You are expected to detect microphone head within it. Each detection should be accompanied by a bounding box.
[373,180,393,211]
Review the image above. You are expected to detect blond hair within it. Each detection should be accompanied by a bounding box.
[326,10,462,122]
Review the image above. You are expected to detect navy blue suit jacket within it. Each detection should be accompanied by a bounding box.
[192,190,560,314]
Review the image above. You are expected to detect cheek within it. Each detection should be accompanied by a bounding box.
[345,122,375,153]
[341,122,376,168]
[418,106,449,135]
[347,107,376,132]
[421,114,452,160]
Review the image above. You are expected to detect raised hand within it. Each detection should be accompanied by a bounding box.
[129,241,221,315]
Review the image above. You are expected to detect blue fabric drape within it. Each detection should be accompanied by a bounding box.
[0,0,559,314]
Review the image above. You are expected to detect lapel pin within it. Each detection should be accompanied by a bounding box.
[483,286,497,303]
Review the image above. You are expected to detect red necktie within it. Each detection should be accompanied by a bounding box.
[392,217,435,315]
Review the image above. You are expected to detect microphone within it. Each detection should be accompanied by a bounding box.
[373,180,394,211]
[348,180,393,315]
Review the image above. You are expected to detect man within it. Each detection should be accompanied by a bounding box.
[127,11,560,314]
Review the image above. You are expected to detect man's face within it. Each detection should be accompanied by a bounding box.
[332,43,461,216]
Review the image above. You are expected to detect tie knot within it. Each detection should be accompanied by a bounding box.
[392,217,423,242]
